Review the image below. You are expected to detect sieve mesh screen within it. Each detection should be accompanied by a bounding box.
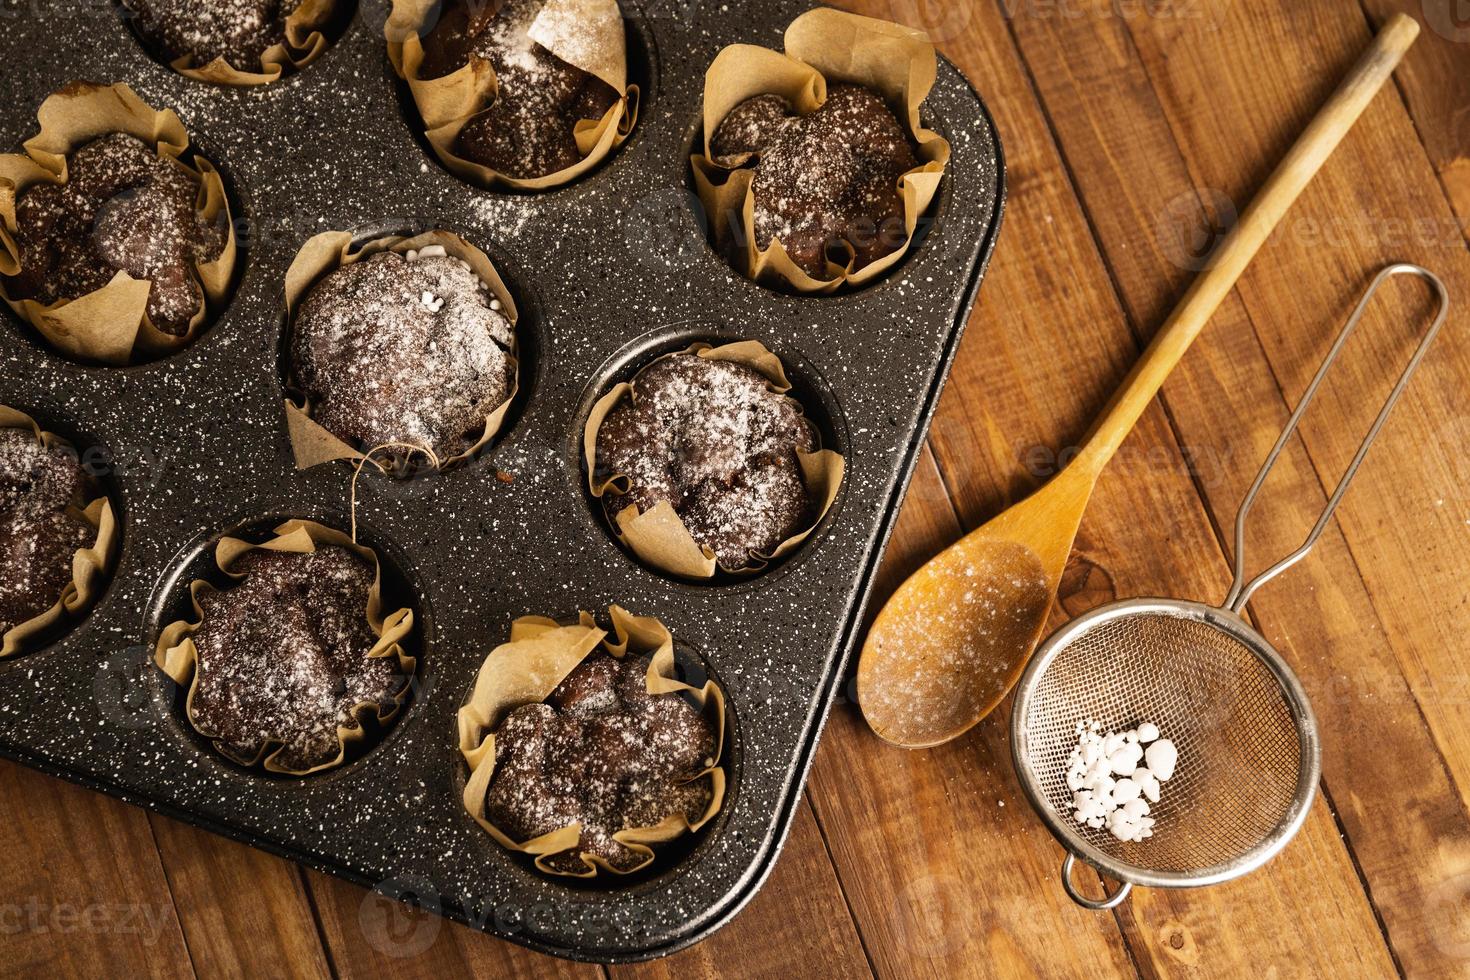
[1018,612,1303,874]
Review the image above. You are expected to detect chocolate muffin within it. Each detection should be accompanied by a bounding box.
[596,353,817,570]
[0,430,94,638]
[419,0,619,178]
[291,246,515,464]
[124,0,304,69]
[709,84,918,279]
[6,133,226,336]
[486,652,716,873]
[187,546,406,771]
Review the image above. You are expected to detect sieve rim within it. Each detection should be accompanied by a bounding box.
[1009,598,1321,890]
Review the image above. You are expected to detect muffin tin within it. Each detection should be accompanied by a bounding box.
[0,0,1003,963]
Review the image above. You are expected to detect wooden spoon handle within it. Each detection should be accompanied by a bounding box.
[1072,13,1418,477]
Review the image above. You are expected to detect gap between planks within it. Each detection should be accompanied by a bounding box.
[297,864,342,980]
[142,814,203,980]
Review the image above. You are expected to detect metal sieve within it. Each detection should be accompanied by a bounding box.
[1011,263,1450,909]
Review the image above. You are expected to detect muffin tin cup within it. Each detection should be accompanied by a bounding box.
[458,605,727,878]
[386,0,639,192]
[582,339,845,580]
[280,228,522,472]
[121,0,343,86]
[690,8,950,292]
[152,518,417,775]
[0,405,119,657]
[0,81,239,364]
[0,0,1003,962]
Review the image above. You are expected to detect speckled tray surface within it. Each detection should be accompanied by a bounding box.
[0,0,1002,963]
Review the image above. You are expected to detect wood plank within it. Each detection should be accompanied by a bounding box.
[0,761,194,978]
[809,453,1139,979]
[148,815,332,980]
[609,802,872,980]
[1358,0,1470,236]
[304,868,598,979]
[1002,0,1470,971]
[806,0,1400,975]
[306,796,865,976]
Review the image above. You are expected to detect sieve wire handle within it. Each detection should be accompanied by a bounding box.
[1225,263,1450,613]
[1061,853,1131,910]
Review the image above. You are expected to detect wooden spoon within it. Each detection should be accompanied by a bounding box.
[858,13,1420,749]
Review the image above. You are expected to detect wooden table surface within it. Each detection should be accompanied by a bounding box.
[6,0,1470,976]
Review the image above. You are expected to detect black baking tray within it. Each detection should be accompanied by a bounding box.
[0,0,1003,963]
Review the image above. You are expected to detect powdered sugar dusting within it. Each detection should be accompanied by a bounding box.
[0,429,92,636]
[420,0,619,178]
[10,133,225,335]
[596,353,817,569]
[189,546,407,772]
[710,84,917,278]
[862,542,1051,745]
[486,652,715,873]
[529,0,622,85]
[124,0,303,68]
[291,249,515,462]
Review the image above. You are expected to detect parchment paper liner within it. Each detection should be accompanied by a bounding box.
[584,340,845,580]
[690,8,950,293]
[128,0,339,86]
[0,82,237,365]
[458,604,726,877]
[0,406,117,658]
[385,0,637,191]
[153,520,416,776]
[282,229,520,473]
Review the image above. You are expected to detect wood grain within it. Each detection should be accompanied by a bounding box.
[147,816,331,980]
[812,455,1140,978]
[293,799,865,979]
[304,868,598,979]
[1360,0,1470,237]
[0,762,193,978]
[859,11,1417,750]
